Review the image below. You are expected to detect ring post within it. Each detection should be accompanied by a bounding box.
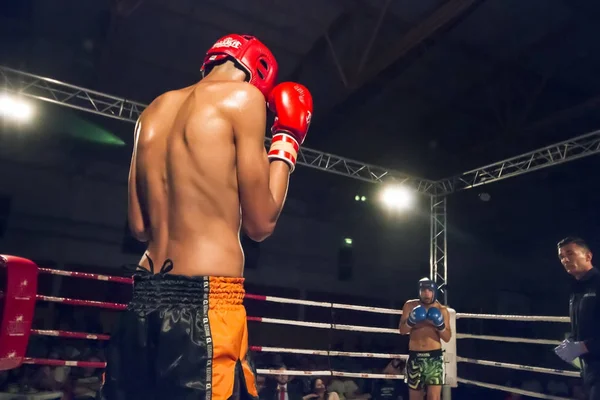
[0,255,39,371]
[441,307,457,398]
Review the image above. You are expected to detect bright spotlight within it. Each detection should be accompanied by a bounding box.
[0,94,34,122]
[380,185,415,211]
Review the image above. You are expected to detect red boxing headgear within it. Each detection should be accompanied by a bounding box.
[201,34,278,99]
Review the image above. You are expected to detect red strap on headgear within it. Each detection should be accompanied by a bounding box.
[0,255,38,371]
[201,34,279,99]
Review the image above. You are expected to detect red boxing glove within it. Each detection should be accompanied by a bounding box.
[267,82,313,173]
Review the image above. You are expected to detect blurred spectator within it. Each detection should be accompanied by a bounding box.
[262,364,304,400]
[328,376,370,400]
[372,360,404,400]
[303,378,339,400]
[68,355,103,399]
[546,379,569,397]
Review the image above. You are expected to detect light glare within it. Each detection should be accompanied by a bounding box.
[0,94,34,122]
[380,185,414,211]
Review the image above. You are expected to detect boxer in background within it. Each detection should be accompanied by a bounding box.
[101,34,313,400]
[399,278,452,400]
[555,237,600,400]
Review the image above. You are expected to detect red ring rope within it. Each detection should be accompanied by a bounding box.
[34,291,396,333]
[36,267,402,314]
[38,267,133,284]
[31,329,110,341]
[36,294,127,310]
[23,358,107,368]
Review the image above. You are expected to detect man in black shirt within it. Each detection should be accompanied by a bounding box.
[556,237,600,400]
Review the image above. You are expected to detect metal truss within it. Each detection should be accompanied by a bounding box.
[430,195,448,304]
[0,67,147,123]
[0,65,438,193]
[5,66,600,305]
[437,129,600,194]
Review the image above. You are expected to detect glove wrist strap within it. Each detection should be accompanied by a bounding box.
[268,133,300,173]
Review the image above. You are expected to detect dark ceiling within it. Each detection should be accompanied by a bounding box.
[2,0,600,179]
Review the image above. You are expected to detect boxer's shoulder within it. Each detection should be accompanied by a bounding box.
[141,88,191,120]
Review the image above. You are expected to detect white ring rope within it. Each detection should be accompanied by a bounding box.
[457,378,572,400]
[257,369,404,380]
[251,346,408,360]
[247,294,577,398]
[247,293,569,323]
[456,313,569,323]
[246,294,402,315]
[456,333,561,345]
[251,317,399,334]
[457,357,579,378]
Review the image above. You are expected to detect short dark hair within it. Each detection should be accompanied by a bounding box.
[274,362,287,370]
[557,237,590,251]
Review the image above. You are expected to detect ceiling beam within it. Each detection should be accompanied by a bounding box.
[354,0,481,89]
[522,94,600,134]
[111,0,146,17]
[428,21,579,118]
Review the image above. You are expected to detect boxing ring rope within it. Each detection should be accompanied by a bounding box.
[457,357,578,378]
[456,312,569,323]
[31,329,110,341]
[1,260,582,399]
[249,346,408,360]
[37,267,133,284]
[456,333,561,345]
[244,293,402,314]
[36,294,127,310]
[456,378,572,400]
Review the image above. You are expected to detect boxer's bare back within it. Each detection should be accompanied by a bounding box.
[128,62,290,277]
[399,300,449,351]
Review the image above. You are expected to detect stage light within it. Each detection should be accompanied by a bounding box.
[355,195,360,201]
[360,196,366,202]
[0,94,34,122]
[344,238,353,246]
[380,185,415,211]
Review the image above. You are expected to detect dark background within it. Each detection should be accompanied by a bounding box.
[2,0,599,396]
[3,0,600,310]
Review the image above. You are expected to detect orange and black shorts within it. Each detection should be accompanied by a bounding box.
[101,274,258,400]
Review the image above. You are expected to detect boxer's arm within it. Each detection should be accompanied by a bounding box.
[398,302,413,335]
[233,86,289,242]
[438,307,452,342]
[127,118,149,242]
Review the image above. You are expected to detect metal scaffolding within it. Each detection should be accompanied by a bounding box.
[430,195,448,304]
[430,129,600,298]
[437,129,600,194]
[3,66,600,302]
[0,66,438,194]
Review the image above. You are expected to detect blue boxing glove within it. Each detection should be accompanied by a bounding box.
[407,305,427,327]
[554,339,586,364]
[426,307,446,331]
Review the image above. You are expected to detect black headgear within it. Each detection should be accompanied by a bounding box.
[418,277,437,304]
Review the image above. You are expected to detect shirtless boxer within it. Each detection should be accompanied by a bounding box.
[101,34,313,400]
[398,278,452,400]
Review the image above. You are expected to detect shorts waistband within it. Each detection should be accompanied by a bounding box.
[130,274,245,311]
[409,349,443,358]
